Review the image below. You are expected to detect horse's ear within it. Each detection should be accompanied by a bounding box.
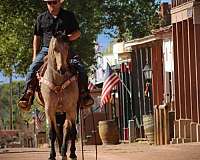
[52,31,62,37]
[52,30,59,38]
[52,31,69,43]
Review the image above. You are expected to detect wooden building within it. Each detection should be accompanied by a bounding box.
[117,0,200,145]
[171,0,200,143]
[93,1,200,144]
[124,26,173,144]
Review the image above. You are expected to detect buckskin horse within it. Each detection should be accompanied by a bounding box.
[38,32,79,160]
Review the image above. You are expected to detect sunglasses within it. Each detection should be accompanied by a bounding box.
[47,1,58,5]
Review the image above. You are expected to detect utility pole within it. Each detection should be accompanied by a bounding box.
[9,75,13,130]
[33,109,37,148]
[0,81,3,130]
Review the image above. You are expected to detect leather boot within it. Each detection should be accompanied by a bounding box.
[18,89,34,111]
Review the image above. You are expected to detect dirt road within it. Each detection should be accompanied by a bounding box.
[1,142,200,160]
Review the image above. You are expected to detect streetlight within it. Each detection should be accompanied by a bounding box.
[142,63,152,114]
[142,63,152,81]
[142,62,154,144]
[32,109,37,148]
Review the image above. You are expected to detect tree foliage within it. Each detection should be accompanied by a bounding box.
[67,0,103,68]
[0,0,160,76]
[0,0,102,76]
[0,0,44,76]
[0,81,45,129]
[0,82,24,129]
[101,0,160,41]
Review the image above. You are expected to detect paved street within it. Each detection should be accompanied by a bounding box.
[1,142,200,160]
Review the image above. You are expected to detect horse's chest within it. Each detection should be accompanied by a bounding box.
[57,96,65,112]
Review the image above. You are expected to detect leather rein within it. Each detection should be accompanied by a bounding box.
[37,69,77,94]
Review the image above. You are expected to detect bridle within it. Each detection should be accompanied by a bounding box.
[37,72,77,94]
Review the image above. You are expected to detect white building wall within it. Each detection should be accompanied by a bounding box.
[163,38,174,72]
[163,38,174,103]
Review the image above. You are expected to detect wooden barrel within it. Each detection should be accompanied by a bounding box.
[98,120,119,145]
[143,115,154,144]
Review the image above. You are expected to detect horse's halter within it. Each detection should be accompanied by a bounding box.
[38,33,76,93]
[50,34,69,75]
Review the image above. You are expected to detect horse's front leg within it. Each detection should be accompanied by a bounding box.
[61,118,72,160]
[56,113,66,155]
[69,121,77,160]
[48,122,56,160]
[45,104,59,160]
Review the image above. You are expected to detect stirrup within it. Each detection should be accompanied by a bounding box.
[18,100,31,112]
[17,89,34,111]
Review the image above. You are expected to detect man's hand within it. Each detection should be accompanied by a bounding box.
[53,30,80,42]
[68,30,81,41]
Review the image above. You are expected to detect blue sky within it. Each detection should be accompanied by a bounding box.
[0,73,24,84]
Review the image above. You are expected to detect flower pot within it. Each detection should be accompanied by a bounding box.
[98,120,119,145]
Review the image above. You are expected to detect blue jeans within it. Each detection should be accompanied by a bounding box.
[25,47,48,90]
[25,47,87,91]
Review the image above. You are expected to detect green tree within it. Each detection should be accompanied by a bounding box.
[0,81,37,129]
[0,0,102,76]
[67,0,103,67]
[0,84,10,129]
[0,0,161,76]
[101,0,160,41]
[0,0,43,76]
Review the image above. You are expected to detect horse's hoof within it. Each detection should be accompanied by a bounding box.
[69,154,77,160]
[62,156,68,160]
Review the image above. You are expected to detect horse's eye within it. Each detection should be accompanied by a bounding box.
[53,46,59,53]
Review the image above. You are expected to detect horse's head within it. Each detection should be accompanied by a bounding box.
[48,31,69,75]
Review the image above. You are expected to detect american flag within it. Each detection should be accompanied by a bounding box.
[88,81,97,91]
[100,63,120,107]
[35,109,45,130]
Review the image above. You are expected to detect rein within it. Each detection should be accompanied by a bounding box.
[37,72,77,93]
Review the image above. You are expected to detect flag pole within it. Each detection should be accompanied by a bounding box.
[34,109,37,148]
[119,79,131,98]
[105,58,133,141]
[105,57,132,98]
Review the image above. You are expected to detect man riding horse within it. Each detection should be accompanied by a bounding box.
[18,0,94,111]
